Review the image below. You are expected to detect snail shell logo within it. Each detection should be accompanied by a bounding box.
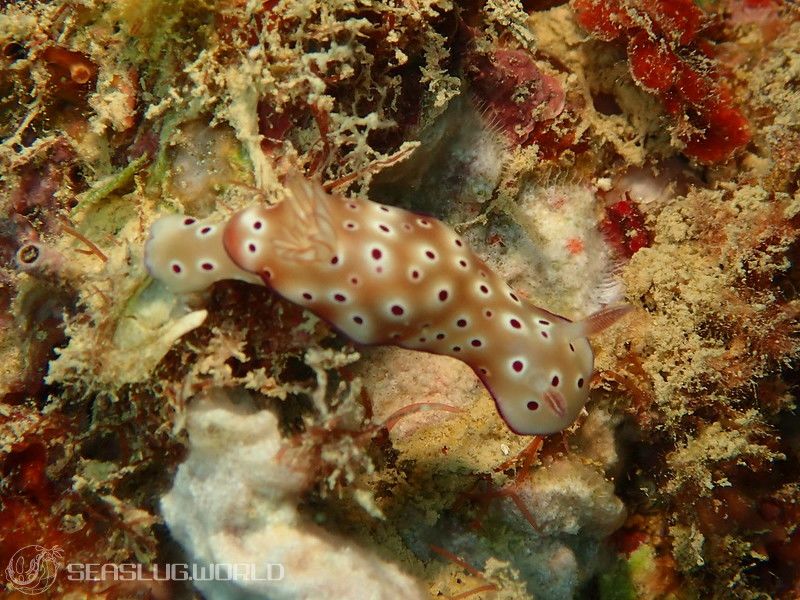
[5,545,64,595]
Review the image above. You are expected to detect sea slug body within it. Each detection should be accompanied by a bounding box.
[145,174,629,435]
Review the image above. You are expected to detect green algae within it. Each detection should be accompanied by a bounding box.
[71,154,147,217]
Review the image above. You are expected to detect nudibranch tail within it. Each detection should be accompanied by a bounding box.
[144,174,632,436]
[144,214,262,294]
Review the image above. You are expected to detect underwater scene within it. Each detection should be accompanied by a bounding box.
[1,0,799,598]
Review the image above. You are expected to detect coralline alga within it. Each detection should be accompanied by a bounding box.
[144,172,630,435]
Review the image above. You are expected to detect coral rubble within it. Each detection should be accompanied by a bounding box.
[1,0,799,599]
[161,388,428,600]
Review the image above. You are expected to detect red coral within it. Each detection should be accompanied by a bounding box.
[572,0,751,163]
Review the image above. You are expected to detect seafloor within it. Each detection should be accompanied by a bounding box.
[1,1,799,599]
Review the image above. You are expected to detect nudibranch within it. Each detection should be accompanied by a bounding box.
[145,174,630,435]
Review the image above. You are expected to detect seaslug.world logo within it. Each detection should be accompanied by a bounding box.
[5,544,64,595]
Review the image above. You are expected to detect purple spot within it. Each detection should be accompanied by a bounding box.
[201,262,214,271]
[510,318,521,329]
[479,285,489,294]
[577,378,584,388]
[527,401,539,411]
[471,339,482,347]
[391,305,404,316]
[485,310,493,318]
[372,248,382,260]
[348,203,358,210]
[452,346,461,352]
[436,333,446,340]
[510,292,519,302]
[380,206,390,212]
[512,360,524,373]
[334,293,346,302]
[541,331,549,339]
[379,224,390,233]
[253,221,263,230]
[183,218,195,226]
[200,226,212,235]
[302,292,313,301]
[353,315,364,324]
[455,239,463,247]
[456,319,467,328]
[411,270,420,280]
[538,319,550,326]
[350,277,359,285]
[438,290,448,301]
[551,375,559,387]
[425,250,436,260]
[459,259,468,268]
[248,243,257,253]
[171,264,182,274]
[330,255,339,265]
[569,343,575,352]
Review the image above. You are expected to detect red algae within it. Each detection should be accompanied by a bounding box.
[465,47,581,159]
[601,197,651,258]
[571,0,752,162]
[467,49,566,144]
